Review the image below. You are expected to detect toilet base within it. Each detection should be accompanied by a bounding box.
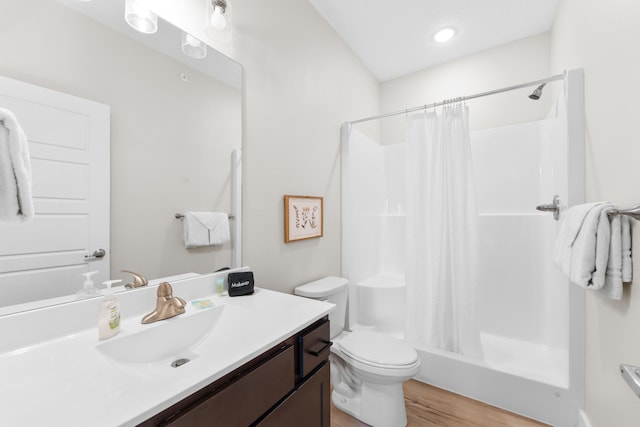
[332,381,408,427]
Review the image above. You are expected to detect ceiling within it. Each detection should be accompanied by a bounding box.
[308,0,560,82]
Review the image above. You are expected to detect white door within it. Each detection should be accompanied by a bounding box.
[0,75,110,308]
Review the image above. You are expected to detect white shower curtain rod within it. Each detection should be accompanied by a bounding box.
[345,72,566,125]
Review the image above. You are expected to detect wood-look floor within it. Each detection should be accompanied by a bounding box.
[330,380,549,427]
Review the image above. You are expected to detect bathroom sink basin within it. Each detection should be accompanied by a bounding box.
[96,304,224,366]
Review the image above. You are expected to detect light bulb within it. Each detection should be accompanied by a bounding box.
[210,5,226,30]
[125,0,158,34]
[433,27,455,43]
[181,32,207,59]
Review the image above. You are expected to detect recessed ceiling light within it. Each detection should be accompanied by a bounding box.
[433,27,456,43]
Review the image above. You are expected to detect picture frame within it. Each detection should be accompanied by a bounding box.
[284,195,324,243]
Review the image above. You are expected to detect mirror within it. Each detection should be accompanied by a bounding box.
[0,0,242,315]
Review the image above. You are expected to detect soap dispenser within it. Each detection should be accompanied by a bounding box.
[98,280,122,340]
[76,271,100,298]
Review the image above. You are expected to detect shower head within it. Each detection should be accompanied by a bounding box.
[528,83,546,100]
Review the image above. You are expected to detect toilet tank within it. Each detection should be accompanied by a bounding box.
[294,276,348,339]
[355,276,406,338]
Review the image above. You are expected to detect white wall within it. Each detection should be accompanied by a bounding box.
[552,1,640,425]
[0,0,241,283]
[379,33,552,143]
[138,0,380,294]
[229,0,380,293]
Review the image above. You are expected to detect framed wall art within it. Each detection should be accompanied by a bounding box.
[284,195,324,243]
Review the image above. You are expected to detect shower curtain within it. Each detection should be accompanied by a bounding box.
[405,105,483,358]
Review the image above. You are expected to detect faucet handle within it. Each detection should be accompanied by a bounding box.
[157,282,187,307]
[157,282,173,297]
[121,270,149,289]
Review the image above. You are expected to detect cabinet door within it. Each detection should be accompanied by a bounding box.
[256,362,330,427]
[164,345,295,427]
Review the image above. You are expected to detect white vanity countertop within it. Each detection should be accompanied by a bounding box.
[0,283,334,427]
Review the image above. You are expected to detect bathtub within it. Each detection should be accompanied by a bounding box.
[414,333,578,426]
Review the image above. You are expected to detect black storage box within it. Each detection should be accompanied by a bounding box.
[228,271,255,296]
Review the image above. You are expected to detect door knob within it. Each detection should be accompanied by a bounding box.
[85,248,106,260]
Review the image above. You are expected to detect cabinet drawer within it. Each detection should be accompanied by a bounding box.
[298,319,331,378]
[165,345,295,427]
[256,361,330,427]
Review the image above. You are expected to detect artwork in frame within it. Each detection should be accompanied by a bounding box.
[284,195,324,243]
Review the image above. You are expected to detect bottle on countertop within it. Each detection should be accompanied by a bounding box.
[98,280,122,340]
[77,271,100,298]
[216,277,225,296]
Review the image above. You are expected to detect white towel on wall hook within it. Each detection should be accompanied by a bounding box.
[183,211,230,248]
[0,108,34,222]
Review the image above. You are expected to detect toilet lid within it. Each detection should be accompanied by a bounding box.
[339,330,417,367]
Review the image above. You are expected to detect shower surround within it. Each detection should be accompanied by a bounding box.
[341,70,584,426]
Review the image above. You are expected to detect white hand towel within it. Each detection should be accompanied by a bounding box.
[553,202,614,290]
[600,213,622,300]
[0,108,33,222]
[183,212,230,248]
[621,216,633,283]
[553,202,604,281]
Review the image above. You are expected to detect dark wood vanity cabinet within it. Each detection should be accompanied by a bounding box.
[256,363,329,427]
[139,316,331,427]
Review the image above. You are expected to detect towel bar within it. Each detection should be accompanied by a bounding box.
[536,195,560,220]
[607,205,640,221]
[621,364,640,398]
[175,213,235,220]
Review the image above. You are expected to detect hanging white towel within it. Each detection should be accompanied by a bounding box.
[553,202,614,291]
[621,216,633,283]
[0,108,33,222]
[599,214,634,300]
[600,214,623,300]
[183,211,230,248]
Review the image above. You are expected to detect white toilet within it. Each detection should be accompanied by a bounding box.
[295,276,420,427]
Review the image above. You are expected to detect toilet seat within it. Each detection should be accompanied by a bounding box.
[339,330,418,369]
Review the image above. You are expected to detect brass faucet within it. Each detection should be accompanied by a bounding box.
[141,282,187,324]
[122,270,149,289]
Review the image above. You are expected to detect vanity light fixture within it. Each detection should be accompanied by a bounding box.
[205,0,232,43]
[124,0,158,34]
[433,27,456,43]
[181,32,208,59]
